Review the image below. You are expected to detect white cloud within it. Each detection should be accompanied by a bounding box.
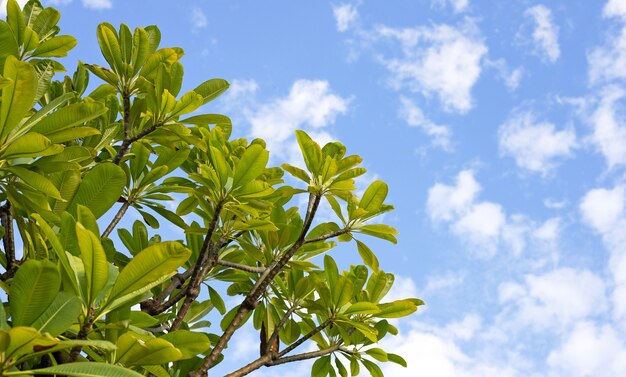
[245,80,349,161]
[588,2,626,84]
[427,170,480,222]
[423,272,465,295]
[427,170,561,257]
[548,322,626,377]
[605,0,626,19]
[580,184,626,327]
[0,0,27,17]
[524,5,560,63]
[376,21,487,113]
[432,0,469,14]
[399,96,453,150]
[580,185,624,233]
[499,268,607,331]
[380,320,518,377]
[191,7,208,29]
[332,3,358,32]
[498,111,576,175]
[81,0,112,10]
[588,86,626,168]
[485,59,524,91]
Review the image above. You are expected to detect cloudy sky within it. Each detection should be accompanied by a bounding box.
[5,0,626,375]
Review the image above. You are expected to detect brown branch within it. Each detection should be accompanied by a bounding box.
[278,318,332,358]
[101,199,131,238]
[304,228,351,244]
[217,259,266,274]
[0,201,16,278]
[264,305,298,355]
[169,200,224,331]
[141,231,243,315]
[111,93,132,165]
[272,345,340,366]
[225,343,340,377]
[192,193,322,375]
[67,317,93,362]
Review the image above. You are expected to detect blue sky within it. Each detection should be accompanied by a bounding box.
[4,0,626,375]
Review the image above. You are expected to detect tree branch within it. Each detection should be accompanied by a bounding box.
[101,199,131,238]
[0,201,16,279]
[192,193,322,375]
[304,228,351,244]
[169,200,224,331]
[277,318,332,358]
[141,231,244,315]
[217,259,266,274]
[265,305,298,355]
[224,343,340,377]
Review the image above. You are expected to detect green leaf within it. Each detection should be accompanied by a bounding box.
[332,276,354,309]
[0,56,37,142]
[30,291,82,337]
[76,223,109,307]
[361,359,384,377]
[208,285,226,315]
[6,166,63,199]
[387,353,408,367]
[131,26,150,75]
[324,255,339,288]
[139,48,181,79]
[193,78,229,104]
[376,299,418,318]
[0,22,19,73]
[178,113,231,126]
[67,162,126,219]
[311,355,331,377]
[9,259,60,327]
[160,330,211,359]
[355,240,379,271]
[6,0,25,47]
[29,363,145,377]
[96,23,123,74]
[365,347,388,362]
[29,99,107,136]
[295,130,322,176]
[281,163,311,183]
[366,271,394,303]
[356,224,398,244]
[360,180,388,213]
[104,242,191,312]
[232,144,269,189]
[344,302,379,315]
[31,35,77,57]
[0,132,60,160]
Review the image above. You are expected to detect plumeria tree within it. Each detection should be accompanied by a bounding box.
[0,1,422,376]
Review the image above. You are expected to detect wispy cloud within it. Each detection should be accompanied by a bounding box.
[498,110,577,176]
[524,4,560,63]
[399,96,453,150]
[332,3,358,32]
[375,21,487,113]
[191,7,208,29]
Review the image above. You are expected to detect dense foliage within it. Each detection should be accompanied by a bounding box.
[0,1,422,376]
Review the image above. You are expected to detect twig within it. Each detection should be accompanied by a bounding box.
[192,193,322,375]
[101,199,131,238]
[304,228,350,244]
[264,305,298,355]
[217,259,266,274]
[169,201,224,331]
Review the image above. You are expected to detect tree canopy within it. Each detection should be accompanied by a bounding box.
[0,1,422,376]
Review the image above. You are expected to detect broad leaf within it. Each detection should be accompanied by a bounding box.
[9,259,60,327]
[67,162,126,219]
[103,242,191,312]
